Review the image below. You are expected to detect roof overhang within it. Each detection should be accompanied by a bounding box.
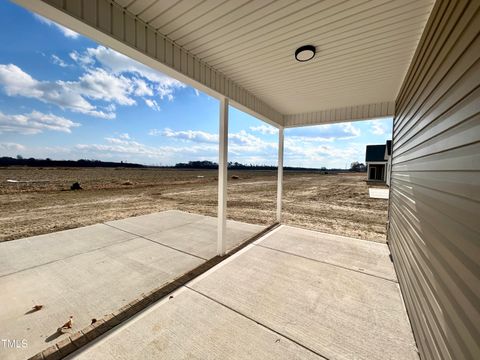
[14,0,435,128]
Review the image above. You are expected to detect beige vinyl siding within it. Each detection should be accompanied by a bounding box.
[388,1,480,360]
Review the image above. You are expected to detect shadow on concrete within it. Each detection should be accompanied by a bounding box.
[45,329,63,343]
[24,309,40,315]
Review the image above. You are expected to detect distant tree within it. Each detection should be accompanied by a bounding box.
[16,154,23,160]
[175,160,218,169]
[350,161,366,172]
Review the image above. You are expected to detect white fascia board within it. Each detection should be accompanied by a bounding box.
[284,102,395,127]
[15,0,284,127]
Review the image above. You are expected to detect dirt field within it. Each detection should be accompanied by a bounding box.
[0,167,388,243]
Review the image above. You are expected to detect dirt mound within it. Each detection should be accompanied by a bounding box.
[70,182,82,190]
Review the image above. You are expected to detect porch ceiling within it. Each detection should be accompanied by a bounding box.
[123,0,433,114]
[15,0,434,127]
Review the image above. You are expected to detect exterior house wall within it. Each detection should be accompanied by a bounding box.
[388,1,480,359]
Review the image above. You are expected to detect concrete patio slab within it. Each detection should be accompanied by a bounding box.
[369,188,389,199]
[256,225,396,281]
[0,211,265,360]
[145,216,263,259]
[105,210,205,237]
[72,287,323,360]
[190,243,418,360]
[0,237,203,360]
[0,224,137,277]
[66,226,417,360]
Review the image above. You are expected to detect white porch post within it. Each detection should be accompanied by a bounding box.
[217,97,229,256]
[276,127,284,223]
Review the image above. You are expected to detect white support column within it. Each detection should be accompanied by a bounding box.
[276,127,284,223]
[217,97,229,256]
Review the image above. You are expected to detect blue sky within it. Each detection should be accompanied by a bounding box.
[0,0,392,168]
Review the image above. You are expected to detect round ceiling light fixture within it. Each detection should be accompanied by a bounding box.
[295,45,316,62]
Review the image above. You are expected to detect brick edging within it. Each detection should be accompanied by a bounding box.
[28,223,279,360]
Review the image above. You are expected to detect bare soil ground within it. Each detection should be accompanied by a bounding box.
[0,167,388,242]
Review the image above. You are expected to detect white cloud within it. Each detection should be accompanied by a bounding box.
[0,64,118,119]
[145,99,160,111]
[0,64,42,97]
[134,79,153,96]
[75,134,218,163]
[229,130,276,154]
[65,68,136,106]
[148,129,161,136]
[1,46,187,121]
[158,127,276,158]
[51,54,68,68]
[341,122,361,137]
[249,124,278,135]
[69,50,94,66]
[284,138,366,169]
[286,122,361,142]
[34,14,79,39]
[0,110,80,134]
[0,142,26,152]
[194,89,200,96]
[161,128,218,143]
[73,46,185,101]
[105,104,116,112]
[371,122,387,135]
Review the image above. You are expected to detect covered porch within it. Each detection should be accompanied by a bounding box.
[0,211,413,360]
[9,0,479,359]
[367,163,386,182]
[0,211,264,360]
[12,0,433,258]
[68,224,415,360]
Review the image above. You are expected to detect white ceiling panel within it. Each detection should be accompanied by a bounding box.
[123,0,434,115]
[18,0,435,125]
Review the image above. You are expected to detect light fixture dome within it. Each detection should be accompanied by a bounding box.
[295,45,316,62]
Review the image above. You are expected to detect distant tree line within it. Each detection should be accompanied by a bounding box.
[1,156,366,172]
[0,156,145,168]
[349,161,367,172]
[174,160,218,169]
[174,160,352,172]
[174,160,281,170]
